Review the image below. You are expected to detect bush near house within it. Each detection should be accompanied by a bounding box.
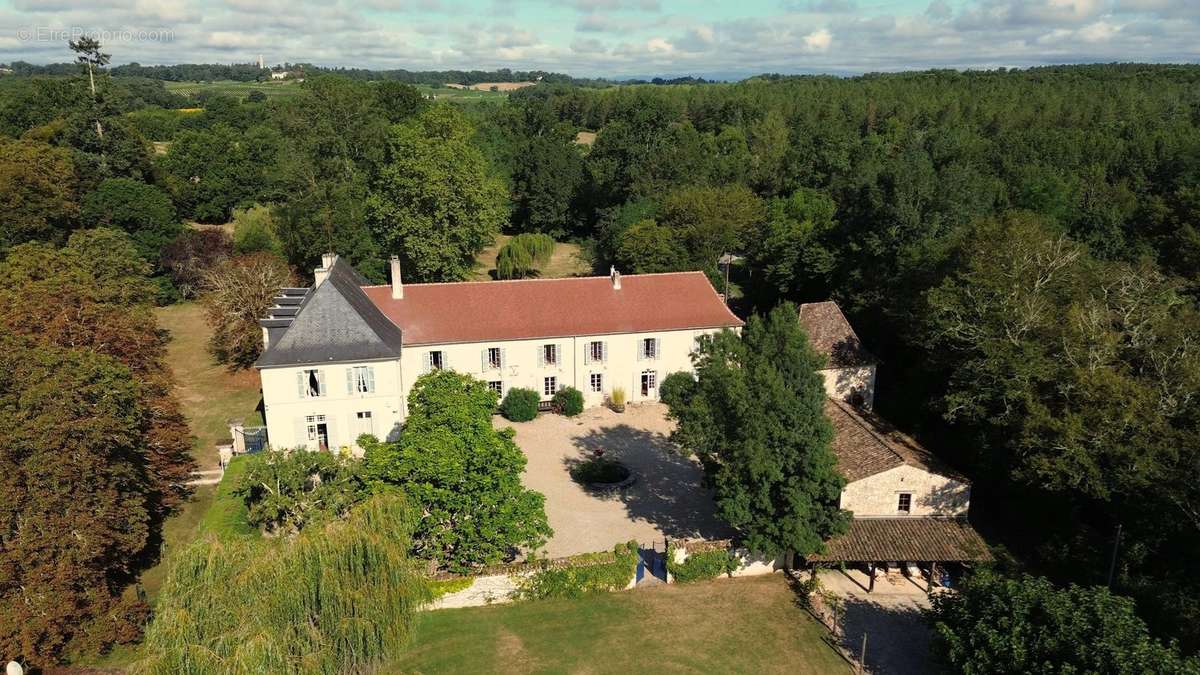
[666,543,738,583]
[235,448,369,535]
[500,387,540,422]
[552,386,584,416]
[516,542,639,600]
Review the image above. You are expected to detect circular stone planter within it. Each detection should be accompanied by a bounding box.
[570,459,636,490]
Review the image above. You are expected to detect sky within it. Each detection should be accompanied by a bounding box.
[2,0,1198,78]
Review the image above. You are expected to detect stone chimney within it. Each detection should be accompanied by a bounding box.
[390,255,404,299]
[610,265,621,290]
[313,252,337,286]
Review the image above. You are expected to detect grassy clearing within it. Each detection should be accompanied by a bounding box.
[391,574,850,673]
[474,234,593,281]
[198,455,256,538]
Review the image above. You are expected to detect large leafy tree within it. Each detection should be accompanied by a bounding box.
[367,104,506,282]
[613,219,688,273]
[0,336,153,665]
[661,305,849,556]
[80,178,181,264]
[659,184,766,272]
[928,573,1200,674]
[0,137,78,250]
[363,370,552,572]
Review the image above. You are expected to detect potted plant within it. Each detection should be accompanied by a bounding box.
[608,387,626,413]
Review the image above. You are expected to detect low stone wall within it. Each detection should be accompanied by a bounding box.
[668,538,787,582]
[428,549,636,610]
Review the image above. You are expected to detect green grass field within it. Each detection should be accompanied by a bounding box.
[392,574,850,673]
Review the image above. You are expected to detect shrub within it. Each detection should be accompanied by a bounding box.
[135,494,429,675]
[569,458,630,485]
[666,543,738,583]
[516,542,639,600]
[160,227,233,298]
[500,387,541,422]
[552,386,584,416]
[428,577,474,599]
[234,449,369,535]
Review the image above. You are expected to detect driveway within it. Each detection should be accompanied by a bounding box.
[499,403,733,558]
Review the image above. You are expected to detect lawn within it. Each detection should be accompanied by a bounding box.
[138,303,263,595]
[474,234,593,281]
[391,574,850,674]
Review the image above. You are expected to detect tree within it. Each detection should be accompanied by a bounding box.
[363,370,552,572]
[659,184,766,271]
[235,449,368,534]
[231,204,282,255]
[495,232,554,279]
[0,137,78,250]
[661,305,849,556]
[745,188,839,303]
[69,37,110,139]
[80,178,181,264]
[202,252,297,368]
[367,105,507,281]
[160,227,234,299]
[613,219,688,273]
[928,573,1200,674]
[374,80,427,123]
[0,336,152,665]
[0,230,194,517]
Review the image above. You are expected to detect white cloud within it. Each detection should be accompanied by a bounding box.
[1078,19,1121,39]
[646,36,673,53]
[803,28,833,51]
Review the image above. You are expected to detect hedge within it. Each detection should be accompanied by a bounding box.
[667,543,738,583]
[515,541,639,600]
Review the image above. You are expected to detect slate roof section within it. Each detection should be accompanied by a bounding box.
[256,259,403,368]
[798,301,876,367]
[805,518,992,562]
[826,398,967,483]
[360,271,743,346]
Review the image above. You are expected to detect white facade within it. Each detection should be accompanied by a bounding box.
[260,358,405,455]
[261,327,721,453]
[839,464,970,518]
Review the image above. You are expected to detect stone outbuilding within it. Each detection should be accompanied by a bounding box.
[798,301,877,409]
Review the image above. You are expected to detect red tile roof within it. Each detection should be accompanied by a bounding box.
[361,272,744,346]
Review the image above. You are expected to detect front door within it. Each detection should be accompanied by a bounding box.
[316,423,329,452]
[641,370,657,398]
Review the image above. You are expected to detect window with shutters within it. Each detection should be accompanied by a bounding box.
[640,337,659,360]
[589,372,603,393]
[488,380,503,395]
[300,369,324,398]
[542,344,558,366]
[543,376,557,397]
[588,341,605,363]
[486,347,502,370]
[428,350,445,371]
[349,366,375,394]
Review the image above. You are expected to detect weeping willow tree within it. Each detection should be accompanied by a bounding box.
[135,494,429,674]
[496,233,555,279]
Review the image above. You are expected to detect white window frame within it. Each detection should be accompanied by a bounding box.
[897,492,912,515]
[639,337,660,361]
[348,365,375,394]
[299,369,325,398]
[486,346,503,370]
[305,414,327,440]
[487,380,503,395]
[586,340,606,365]
[426,350,445,372]
[589,372,603,393]
[354,411,374,438]
[640,369,657,396]
[540,343,559,367]
[543,376,557,397]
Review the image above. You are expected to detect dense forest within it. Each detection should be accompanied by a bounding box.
[2,53,1199,666]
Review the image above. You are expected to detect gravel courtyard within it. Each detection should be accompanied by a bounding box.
[499,403,733,558]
